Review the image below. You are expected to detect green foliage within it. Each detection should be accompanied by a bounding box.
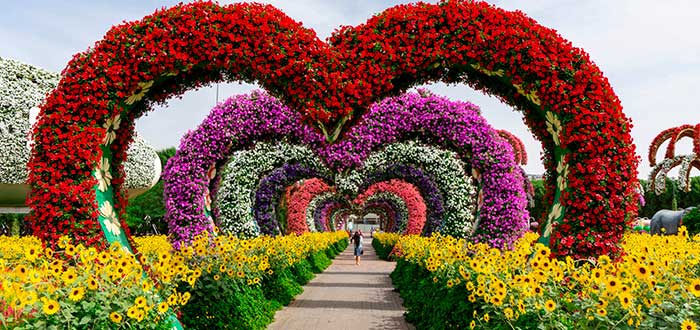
[0,213,27,236]
[262,267,303,306]
[529,179,547,222]
[307,251,331,273]
[683,208,700,236]
[180,274,280,330]
[391,260,477,329]
[180,239,343,329]
[157,147,177,169]
[529,177,700,223]
[125,148,176,234]
[372,237,394,260]
[290,259,314,285]
[640,178,700,218]
[125,181,167,234]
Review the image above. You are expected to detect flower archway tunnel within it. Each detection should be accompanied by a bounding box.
[29,1,637,258]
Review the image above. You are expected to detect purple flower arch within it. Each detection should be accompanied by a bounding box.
[364,198,405,232]
[252,163,332,235]
[322,93,528,247]
[163,92,324,247]
[164,91,526,248]
[312,196,349,232]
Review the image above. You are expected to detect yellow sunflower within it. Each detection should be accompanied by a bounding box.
[87,277,99,290]
[127,306,139,319]
[110,312,123,323]
[596,308,607,317]
[618,292,633,310]
[42,299,60,315]
[504,307,514,320]
[544,299,556,313]
[681,319,697,330]
[157,302,169,314]
[605,276,620,294]
[69,287,85,302]
[633,264,650,279]
[688,279,700,297]
[61,268,78,285]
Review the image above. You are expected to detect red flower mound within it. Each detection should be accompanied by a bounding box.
[286,179,331,235]
[355,180,427,235]
[29,1,638,258]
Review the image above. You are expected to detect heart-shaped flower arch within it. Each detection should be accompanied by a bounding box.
[364,194,409,233]
[165,92,516,247]
[29,1,637,257]
[355,180,427,235]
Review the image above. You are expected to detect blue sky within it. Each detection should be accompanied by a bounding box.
[2,0,699,178]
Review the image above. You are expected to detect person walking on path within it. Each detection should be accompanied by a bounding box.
[352,230,364,265]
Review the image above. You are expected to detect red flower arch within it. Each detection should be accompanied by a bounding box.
[648,124,700,166]
[496,129,528,165]
[286,179,332,235]
[29,1,637,258]
[355,180,427,235]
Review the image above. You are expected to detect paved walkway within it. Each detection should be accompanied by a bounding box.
[268,238,414,330]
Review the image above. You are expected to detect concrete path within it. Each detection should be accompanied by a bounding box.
[268,238,414,330]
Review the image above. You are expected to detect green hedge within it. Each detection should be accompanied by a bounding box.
[372,237,394,260]
[391,260,478,329]
[179,236,344,330]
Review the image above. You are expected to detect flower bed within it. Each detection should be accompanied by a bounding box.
[0,231,347,329]
[379,230,700,329]
[372,232,401,260]
[308,192,345,232]
[365,193,409,233]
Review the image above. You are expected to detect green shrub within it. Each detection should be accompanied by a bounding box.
[178,236,346,329]
[391,260,477,329]
[308,251,331,273]
[290,259,314,285]
[125,148,178,234]
[179,274,280,330]
[683,208,700,236]
[372,237,394,260]
[262,267,303,306]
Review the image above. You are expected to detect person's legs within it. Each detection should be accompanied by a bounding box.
[355,255,359,265]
